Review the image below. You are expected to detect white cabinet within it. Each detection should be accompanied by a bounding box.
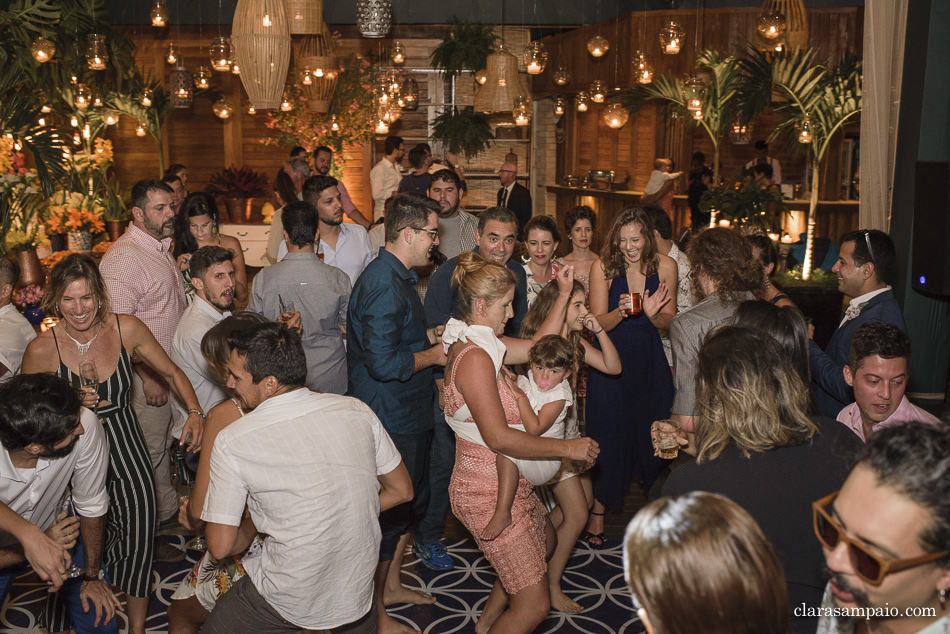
[220,223,272,267]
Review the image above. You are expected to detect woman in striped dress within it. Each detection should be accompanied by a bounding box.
[23,254,205,634]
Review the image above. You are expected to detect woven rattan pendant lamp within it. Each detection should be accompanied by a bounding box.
[473,44,527,114]
[284,0,322,35]
[297,31,337,112]
[232,0,291,110]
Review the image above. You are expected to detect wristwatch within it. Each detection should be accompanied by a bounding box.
[82,569,105,582]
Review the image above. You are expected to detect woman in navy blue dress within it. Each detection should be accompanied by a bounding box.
[583,207,677,546]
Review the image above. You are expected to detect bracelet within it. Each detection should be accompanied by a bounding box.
[591,328,604,335]
[187,408,206,419]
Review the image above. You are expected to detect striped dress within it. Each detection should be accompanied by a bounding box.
[53,322,156,597]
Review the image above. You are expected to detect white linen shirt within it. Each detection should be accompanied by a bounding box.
[369,158,402,221]
[0,303,37,381]
[0,408,109,548]
[201,389,401,629]
[170,296,231,437]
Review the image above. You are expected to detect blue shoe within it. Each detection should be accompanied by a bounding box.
[413,541,453,571]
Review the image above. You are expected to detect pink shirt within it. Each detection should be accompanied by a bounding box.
[836,395,942,442]
[337,181,357,216]
[99,224,186,353]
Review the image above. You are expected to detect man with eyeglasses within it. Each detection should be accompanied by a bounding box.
[347,193,447,633]
[812,421,950,633]
[811,229,905,419]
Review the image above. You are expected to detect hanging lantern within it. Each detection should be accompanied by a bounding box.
[285,0,324,34]
[150,0,168,27]
[356,0,391,38]
[194,66,212,89]
[41,104,52,114]
[729,120,752,144]
[210,37,232,71]
[232,0,292,110]
[659,21,685,55]
[589,80,606,103]
[31,37,55,63]
[247,104,256,114]
[169,66,194,108]
[70,115,80,127]
[231,61,241,74]
[552,66,571,87]
[392,40,406,64]
[92,95,104,108]
[72,132,82,146]
[141,89,153,107]
[683,76,705,111]
[82,123,91,140]
[575,91,590,112]
[399,77,419,110]
[213,99,234,119]
[523,41,549,75]
[74,84,91,109]
[474,69,488,85]
[512,96,531,126]
[374,118,390,134]
[798,117,812,143]
[633,51,653,84]
[330,114,340,131]
[473,44,529,114]
[86,34,109,70]
[166,42,178,64]
[280,93,293,111]
[301,68,314,85]
[37,117,46,126]
[692,108,703,120]
[135,124,146,137]
[603,102,629,129]
[757,11,786,39]
[103,111,119,126]
[587,34,609,58]
[553,96,566,119]
[297,29,339,113]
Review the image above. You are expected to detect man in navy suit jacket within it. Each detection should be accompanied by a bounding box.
[810,230,905,418]
[497,161,532,239]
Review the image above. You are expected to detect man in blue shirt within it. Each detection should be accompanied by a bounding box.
[347,193,446,633]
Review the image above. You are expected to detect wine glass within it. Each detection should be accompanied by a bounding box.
[78,360,98,410]
[57,491,84,579]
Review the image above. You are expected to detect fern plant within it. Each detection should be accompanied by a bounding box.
[431,107,494,160]
[430,19,496,80]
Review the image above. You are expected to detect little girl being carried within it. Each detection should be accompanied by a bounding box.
[482,335,576,540]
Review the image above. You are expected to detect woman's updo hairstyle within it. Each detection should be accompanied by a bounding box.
[451,251,516,323]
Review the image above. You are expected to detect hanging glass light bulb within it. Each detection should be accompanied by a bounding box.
[392,41,406,64]
[209,37,231,72]
[587,35,609,58]
[553,96,566,119]
[374,118,390,134]
[74,84,91,109]
[103,111,119,126]
[86,34,109,70]
[135,123,146,137]
[141,89,153,107]
[575,91,590,112]
[166,42,178,64]
[231,61,241,74]
[213,99,234,119]
[280,94,293,111]
[589,80,606,103]
[523,41,549,75]
[247,104,256,114]
[474,69,488,86]
[330,114,340,132]
[512,96,531,126]
[150,0,168,27]
[70,115,79,127]
[633,51,653,84]
[31,37,55,63]
[552,66,571,87]
[399,77,419,111]
[683,76,706,111]
[169,66,194,108]
[92,95,104,108]
[798,117,812,143]
[659,21,685,55]
[302,68,314,85]
[603,102,629,129]
[757,11,787,40]
[194,66,212,90]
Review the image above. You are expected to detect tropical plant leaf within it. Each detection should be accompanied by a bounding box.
[430,18,496,79]
[431,107,494,159]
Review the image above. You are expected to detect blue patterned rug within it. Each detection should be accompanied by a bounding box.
[1,535,645,633]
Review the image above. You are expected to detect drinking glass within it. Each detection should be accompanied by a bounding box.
[57,491,84,579]
[178,484,207,553]
[655,420,681,460]
[78,360,98,388]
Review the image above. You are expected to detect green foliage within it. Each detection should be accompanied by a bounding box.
[430,18,496,79]
[699,181,787,226]
[431,107,494,160]
[207,167,270,199]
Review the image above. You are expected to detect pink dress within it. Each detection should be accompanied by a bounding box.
[444,344,548,595]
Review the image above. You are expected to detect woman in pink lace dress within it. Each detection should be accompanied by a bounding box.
[442,252,599,633]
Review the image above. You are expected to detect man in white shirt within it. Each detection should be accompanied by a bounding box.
[0,258,36,382]
[170,246,235,437]
[0,374,119,632]
[304,174,376,287]
[369,136,404,221]
[201,322,412,634]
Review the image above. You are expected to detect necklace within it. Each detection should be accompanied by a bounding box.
[60,321,102,358]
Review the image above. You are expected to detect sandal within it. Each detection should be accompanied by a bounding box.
[581,512,607,549]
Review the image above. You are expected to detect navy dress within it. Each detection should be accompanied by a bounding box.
[585,272,673,509]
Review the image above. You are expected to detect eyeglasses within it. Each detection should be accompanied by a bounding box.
[411,227,439,239]
[812,491,949,585]
[863,230,877,267]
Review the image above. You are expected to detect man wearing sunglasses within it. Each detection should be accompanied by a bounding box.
[810,229,905,419]
[813,421,950,633]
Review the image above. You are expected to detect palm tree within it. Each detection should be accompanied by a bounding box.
[642,49,743,185]
[742,48,862,279]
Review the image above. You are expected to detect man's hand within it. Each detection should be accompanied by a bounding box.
[80,578,123,627]
[45,513,79,551]
[20,523,70,591]
[427,324,445,345]
[176,253,192,273]
[140,371,168,406]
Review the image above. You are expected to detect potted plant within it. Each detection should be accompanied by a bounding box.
[206,166,269,223]
[101,178,129,241]
[46,192,105,252]
[699,180,787,230]
[430,19,496,81]
[431,107,494,160]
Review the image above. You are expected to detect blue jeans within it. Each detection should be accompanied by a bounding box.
[379,430,432,561]
[415,401,456,545]
[0,537,118,634]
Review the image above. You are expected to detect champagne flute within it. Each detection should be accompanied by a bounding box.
[57,491,84,579]
[78,360,98,411]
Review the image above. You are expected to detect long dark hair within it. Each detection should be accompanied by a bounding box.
[173,193,220,258]
[601,207,659,280]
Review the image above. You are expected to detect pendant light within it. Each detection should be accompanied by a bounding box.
[552,66,571,86]
[151,0,169,27]
[658,21,684,55]
[473,43,528,114]
[523,41,548,75]
[31,37,55,63]
[575,91,590,112]
[757,11,786,39]
[392,41,406,64]
[586,34,609,58]
[512,96,531,126]
[603,102,629,129]
[589,80,606,103]
[213,99,234,119]
[169,66,194,108]
[86,34,109,70]
[210,37,232,71]
[166,42,178,64]
[633,51,653,84]
[356,0,391,38]
[232,0,292,110]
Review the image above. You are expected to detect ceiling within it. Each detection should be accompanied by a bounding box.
[104,0,863,27]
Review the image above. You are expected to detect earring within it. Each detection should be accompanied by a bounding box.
[940,587,948,609]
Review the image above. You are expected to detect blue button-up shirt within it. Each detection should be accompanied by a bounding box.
[347,248,435,435]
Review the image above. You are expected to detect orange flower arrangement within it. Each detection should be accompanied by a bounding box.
[47,193,105,235]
